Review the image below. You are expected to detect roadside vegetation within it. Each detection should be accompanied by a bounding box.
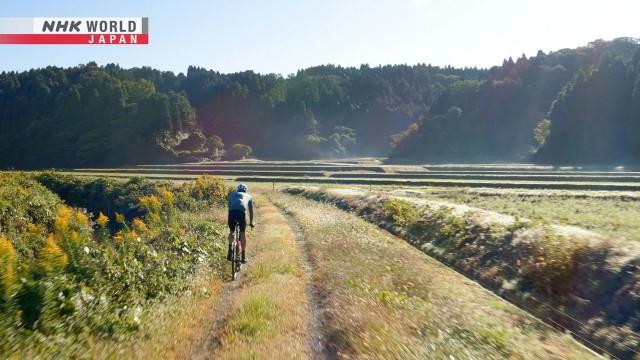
[0,172,231,358]
[285,186,640,359]
[270,191,597,359]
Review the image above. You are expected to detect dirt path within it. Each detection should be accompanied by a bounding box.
[282,209,331,359]
[190,195,325,359]
[190,255,250,360]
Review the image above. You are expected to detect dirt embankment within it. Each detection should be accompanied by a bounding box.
[285,186,640,359]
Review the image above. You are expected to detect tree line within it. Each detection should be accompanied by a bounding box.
[389,37,640,164]
[1,37,639,168]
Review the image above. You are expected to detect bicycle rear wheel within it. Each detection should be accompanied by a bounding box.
[230,239,236,280]
[235,224,242,272]
[231,224,241,280]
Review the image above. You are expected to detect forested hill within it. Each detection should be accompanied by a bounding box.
[1,37,639,168]
[388,37,640,163]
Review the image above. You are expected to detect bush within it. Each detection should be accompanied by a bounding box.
[383,199,420,227]
[184,175,233,205]
[0,236,16,306]
[207,135,225,160]
[35,172,161,222]
[227,143,252,160]
[523,231,585,296]
[0,173,62,237]
[0,172,227,355]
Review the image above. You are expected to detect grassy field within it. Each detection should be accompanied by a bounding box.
[64,159,640,242]
[269,191,598,359]
[66,159,640,192]
[400,188,640,241]
[285,186,640,358]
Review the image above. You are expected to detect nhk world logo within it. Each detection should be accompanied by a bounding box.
[0,17,148,44]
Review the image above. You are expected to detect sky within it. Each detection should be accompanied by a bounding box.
[0,0,638,75]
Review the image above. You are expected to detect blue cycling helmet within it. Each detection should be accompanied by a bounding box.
[237,183,248,192]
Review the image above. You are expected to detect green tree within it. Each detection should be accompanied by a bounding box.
[328,126,356,157]
[534,119,551,146]
[207,135,225,160]
[228,144,252,160]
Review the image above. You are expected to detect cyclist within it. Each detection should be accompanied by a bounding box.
[227,183,254,263]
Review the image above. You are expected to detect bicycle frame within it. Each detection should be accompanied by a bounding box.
[230,223,242,280]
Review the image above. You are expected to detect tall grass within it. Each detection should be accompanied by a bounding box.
[271,191,597,360]
[286,187,640,359]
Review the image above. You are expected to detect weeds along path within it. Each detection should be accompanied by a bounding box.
[269,191,601,360]
[191,195,317,359]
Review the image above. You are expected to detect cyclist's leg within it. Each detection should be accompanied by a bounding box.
[227,211,236,261]
[240,230,247,251]
[239,212,247,262]
[228,210,236,240]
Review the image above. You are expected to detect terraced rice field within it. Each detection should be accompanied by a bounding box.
[67,158,640,243]
[67,160,640,192]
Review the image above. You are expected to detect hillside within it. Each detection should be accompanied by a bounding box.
[389,37,640,163]
[1,37,639,168]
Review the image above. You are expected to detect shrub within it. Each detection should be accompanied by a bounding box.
[35,172,161,222]
[0,236,16,305]
[227,143,252,160]
[185,175,232,205]
[0,172,228,355]
[523,231,584,296]
[383,199,420,227]
[207,135,225,160]
[0,173,61,237]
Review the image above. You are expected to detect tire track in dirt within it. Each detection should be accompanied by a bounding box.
[190,227,254,360]
[279,207,332,360]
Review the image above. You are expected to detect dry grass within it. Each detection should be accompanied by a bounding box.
[124,272,225,359]
[270,192,598,360]
[206,199,312,359]
[398,188,640,241]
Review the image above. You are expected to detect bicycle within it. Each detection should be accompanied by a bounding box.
[229,223,242,280]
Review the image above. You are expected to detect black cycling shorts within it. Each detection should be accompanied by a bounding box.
[228,209,247,232]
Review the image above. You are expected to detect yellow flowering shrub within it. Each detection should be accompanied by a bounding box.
[0,172,231,352]
[0,236,17,301]
[51,206,91,247]
[160,189,174,204]
[96,212,109,228]
[132,218,148,234]
[39,234,68,272]
[55,206,73,232]
[139,195,162,213]
[74,211,89,226]
[26,223,41,234]
[113,230,139,244]
[115,213,126,224]
[188,175,231,204]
